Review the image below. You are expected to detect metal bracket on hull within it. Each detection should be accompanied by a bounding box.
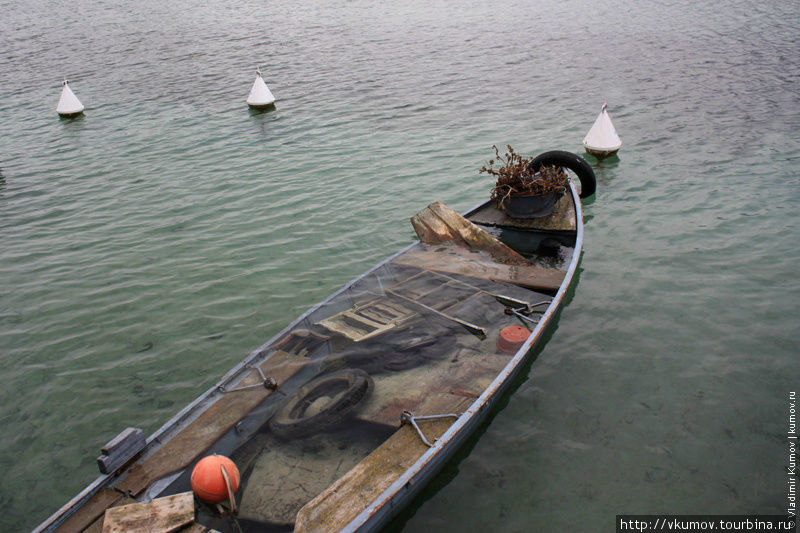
[217,364,286,396]
[400,410,459,447]
[504,300,552,326]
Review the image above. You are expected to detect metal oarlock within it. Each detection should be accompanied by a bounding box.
[218,365,286,395]
[504,307,538,326]
[400,410,459,447]
[504,300,552,326]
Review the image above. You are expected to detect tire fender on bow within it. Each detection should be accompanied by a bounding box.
[529,150,597,199]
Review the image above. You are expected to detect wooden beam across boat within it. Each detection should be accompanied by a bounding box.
[468,193,577,232]
[392,246,565,291]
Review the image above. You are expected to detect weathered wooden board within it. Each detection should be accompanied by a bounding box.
[318,300,415,342]
[468,193,576,232]
[294,419,455,532]
[97,427,146,475]
[411,201,529,265]
[57,351,308,533]
[54,489,131,533]
[84,496,139,533]
[101,492,194,533]
[392,247,565,291]
[115,351,307,496]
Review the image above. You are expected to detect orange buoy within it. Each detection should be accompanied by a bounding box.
[190,454,240,503]
[496,325,531,354]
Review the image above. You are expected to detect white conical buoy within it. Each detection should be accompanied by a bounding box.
[56,80,85,117]
[583,103,621,158]
[246,69,275,109]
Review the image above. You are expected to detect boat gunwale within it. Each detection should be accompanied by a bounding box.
[341,181,583,532]
[34,232,427,532]
[35,186,582,533]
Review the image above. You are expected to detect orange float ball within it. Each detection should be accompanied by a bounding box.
[190,454,240,503]
[496,325,531,354]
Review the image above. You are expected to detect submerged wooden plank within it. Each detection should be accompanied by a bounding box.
[393,247,564,291]
[468,194,576,232]
[113,351,307,498]
[101,492,194,533]
[54,489,131,533]
[411,201,529,265]
[294,419,455,532]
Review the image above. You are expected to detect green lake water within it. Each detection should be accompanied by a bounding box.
[1,0,798,530]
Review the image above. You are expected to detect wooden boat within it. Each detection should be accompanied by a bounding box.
[35,151,596,533]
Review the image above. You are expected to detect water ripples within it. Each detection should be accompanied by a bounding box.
[1,0,799,530]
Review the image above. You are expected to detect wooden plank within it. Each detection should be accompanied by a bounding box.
[97,427,146,475]
[113,351,307,499]
[385,290,487,339]
[342,310,385,329]
[101,492,194,533]
[411,201,529,265]
[101,428,144,456]
[392,247,565,291]
[55,489,130,533]
[468,193,576,232]
[294,419,456,532]
[318,299,416,342]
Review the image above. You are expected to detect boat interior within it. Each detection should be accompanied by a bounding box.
[50,193,579,533]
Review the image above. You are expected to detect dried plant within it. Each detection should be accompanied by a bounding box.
[480,145,568,204]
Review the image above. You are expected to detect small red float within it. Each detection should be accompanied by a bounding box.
[496,325,531,354]
[190,454,240,503]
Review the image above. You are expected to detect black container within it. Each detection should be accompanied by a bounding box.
[501,190,562,219]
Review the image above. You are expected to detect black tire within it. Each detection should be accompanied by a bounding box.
[269,369,373,440]
[529,150,597,199]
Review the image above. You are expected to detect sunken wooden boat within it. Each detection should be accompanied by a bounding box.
[35,151,596,533]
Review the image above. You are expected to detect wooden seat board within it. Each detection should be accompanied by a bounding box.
[468,193,576,232]
[392,247,565,291]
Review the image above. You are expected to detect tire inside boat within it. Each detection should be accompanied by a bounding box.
[269,369,374,440]
[528,150,597,199]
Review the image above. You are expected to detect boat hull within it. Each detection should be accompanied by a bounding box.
[344,183,583,531]
[36,182,583,533]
